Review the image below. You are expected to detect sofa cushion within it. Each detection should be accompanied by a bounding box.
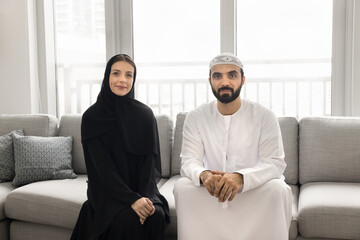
[159,175,182,237]
[155,114,173,178]
[0,182,15,220]
[289,184,299,240]
[12,134,77,187]
[0,129,23,182]
[298,182,360,239]
[171,112,187,176]
[0,219,10,240]
[278,117,299,185]
[171,113,299,184]
[0,114,58,137]
[299,117,360,184]
[10,221,72,240]
[58,114,173,178]
[58,115,84,174]
[5,175,87,229]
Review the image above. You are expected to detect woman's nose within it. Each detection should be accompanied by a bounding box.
[118,75,126,83]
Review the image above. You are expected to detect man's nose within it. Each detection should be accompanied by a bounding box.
[221,76,231,86]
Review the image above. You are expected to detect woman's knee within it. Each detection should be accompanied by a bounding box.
[147,206,165,225]
[115,207,142,227]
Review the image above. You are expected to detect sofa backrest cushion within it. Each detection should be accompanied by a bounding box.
[155,115,173,178]
[171,112,187,176]
[299,117,360,184]
[278,117,299,185]
[58,115,84,174]
[171,113,299,185]
[58,114,173,177]
[0,114,58,137]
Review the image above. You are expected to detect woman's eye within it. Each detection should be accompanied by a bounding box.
[126,74,133,78]
[112,72,119,76]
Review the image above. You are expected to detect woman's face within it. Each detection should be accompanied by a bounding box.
[109,61,134,96]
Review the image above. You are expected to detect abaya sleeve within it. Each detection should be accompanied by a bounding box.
[85,138,142,204]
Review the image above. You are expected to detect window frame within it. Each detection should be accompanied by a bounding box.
[36,0,360,117]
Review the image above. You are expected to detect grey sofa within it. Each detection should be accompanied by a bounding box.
[0,113,360,240]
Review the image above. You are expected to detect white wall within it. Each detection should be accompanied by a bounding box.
[0,0,39,114]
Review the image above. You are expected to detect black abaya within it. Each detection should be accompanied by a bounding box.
[71,54,169,240]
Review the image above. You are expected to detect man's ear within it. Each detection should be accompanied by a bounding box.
[241,76,246,86]
[208,77,212,85]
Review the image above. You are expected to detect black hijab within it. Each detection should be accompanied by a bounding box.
[81,54,160,167]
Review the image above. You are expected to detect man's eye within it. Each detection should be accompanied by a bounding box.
[213,74,221,79]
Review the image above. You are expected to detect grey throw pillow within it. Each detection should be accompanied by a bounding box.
[0,129,24,182]
[12,133,77,187]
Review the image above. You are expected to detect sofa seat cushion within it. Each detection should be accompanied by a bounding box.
[5,175,87,229]
[0,219,10,240]
[0,182,15,220]
[298,182,360,239]
[10,220,72,240]
[159,174,181,237]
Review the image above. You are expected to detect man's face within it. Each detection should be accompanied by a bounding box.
[209,64,244,104]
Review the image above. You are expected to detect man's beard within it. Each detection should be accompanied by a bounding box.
[212,85,242,104]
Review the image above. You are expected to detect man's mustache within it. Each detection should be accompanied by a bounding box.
[218,86,234,93]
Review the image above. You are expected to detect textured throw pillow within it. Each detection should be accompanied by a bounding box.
[12,133,77,187]
[0,129,24,182]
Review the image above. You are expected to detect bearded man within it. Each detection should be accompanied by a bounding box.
[174,53,293,240]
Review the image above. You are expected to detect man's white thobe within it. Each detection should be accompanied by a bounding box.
[174,99,292,240]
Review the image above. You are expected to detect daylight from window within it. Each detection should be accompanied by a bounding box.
[54,0,332,119]
[133,0,220,117]
[54,0,106,117]
[237,0,332,117]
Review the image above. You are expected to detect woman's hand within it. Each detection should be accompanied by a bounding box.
[131,197,155,224]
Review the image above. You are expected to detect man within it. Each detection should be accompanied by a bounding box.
[174,53,292,240]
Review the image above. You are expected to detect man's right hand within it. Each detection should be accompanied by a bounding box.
[200,170,223,196]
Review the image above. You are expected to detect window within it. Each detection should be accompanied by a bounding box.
[53,0,333,118]
[237,0,332,117]
[133,0,220,116]
[53,0,106,116]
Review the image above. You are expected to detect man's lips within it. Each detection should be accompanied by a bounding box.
[219,89,232,94]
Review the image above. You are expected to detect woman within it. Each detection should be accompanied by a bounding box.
[71,54,169,240]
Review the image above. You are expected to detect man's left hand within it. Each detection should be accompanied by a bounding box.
[213,172,243,202]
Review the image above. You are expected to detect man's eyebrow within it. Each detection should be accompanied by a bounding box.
[212,72,222,76]
[228,70,238,75]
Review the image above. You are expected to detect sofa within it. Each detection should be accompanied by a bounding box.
[0,113,360,240]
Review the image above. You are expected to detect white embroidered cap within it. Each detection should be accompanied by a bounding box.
[209,53,243,70]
